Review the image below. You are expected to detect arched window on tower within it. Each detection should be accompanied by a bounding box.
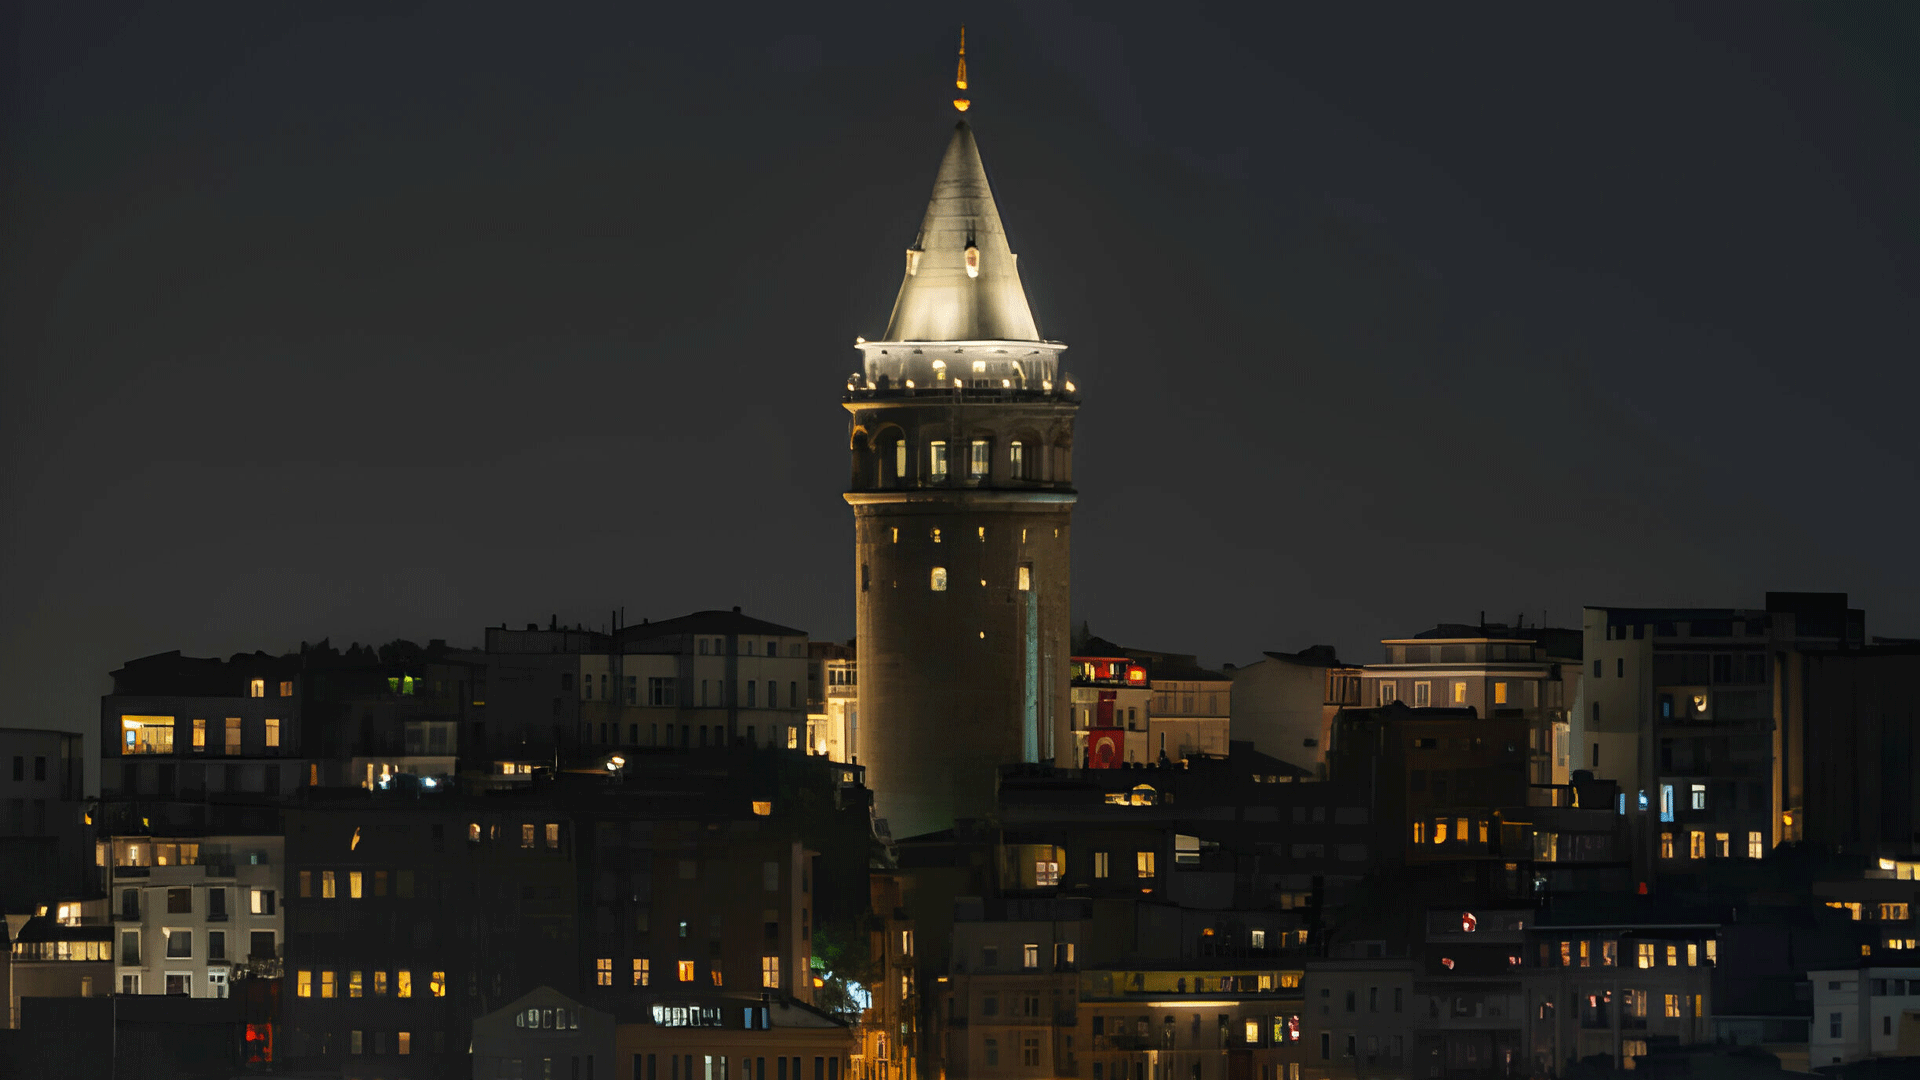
[930,567,948,592]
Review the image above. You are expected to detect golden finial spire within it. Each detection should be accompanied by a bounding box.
[953,26,970,112]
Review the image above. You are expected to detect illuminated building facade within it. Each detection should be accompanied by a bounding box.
[845,117,1079,839]
[1359,623,1580,787]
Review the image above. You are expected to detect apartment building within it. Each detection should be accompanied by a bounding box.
[100,652,309,803]
[1807,965,1920,1066]
[1581,593,1865,870]
[1359,624,1580,787]
[104,833,284,999]
[1225,646,1363,780]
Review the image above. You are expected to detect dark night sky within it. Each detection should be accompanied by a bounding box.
[5,3,1918,767]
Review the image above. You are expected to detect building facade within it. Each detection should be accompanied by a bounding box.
[846,119,1079,839]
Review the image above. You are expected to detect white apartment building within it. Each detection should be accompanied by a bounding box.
[1809,966,1920,1066]
[106,834,284,998]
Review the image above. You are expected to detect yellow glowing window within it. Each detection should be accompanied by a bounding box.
[249,679,265,698]
[1663,994,1680,1018]
[1637,943,1654,968]
[762,956,781,988]
[192,719,206,749]
[396,970,412,998]
[596,958,612,986]
[545,823,560,849]
[752,801,772,816]
[931,567,948,592]
[349,872,363,899]
[1687,943,1698,966]
[1559,941,1571,966]
[1660,832,1675,859]
[1666,945,1678,966]
[321,872,336,899]
[678,960,696,982]
[1456,817,1468,842]
[429,971,445,997]
[1689,831,1706,859]
[1018,565,1031,591]
[321,970,336,998]
[1706,940,1717,963]
[711,969,723,987]
[1245,1020,1259,1043]
[634,959,650,986]
[398,1032,410,1056]
[308,763,318,786]
[1137,851,1156,878]
[122,716,175,754]
[279,680,293,697]
[297,970,312,997]
[265,718,279,748]
[1603,941,1617,966]
[1412,822,1425,844]
[1452,681,1466,704]
[1578,940,1590,967]
[521,824,536,849]
[1435,821,1449,844]
[1478,821,1490,844]
[373,970,387,995]
[348,970,363,997]
[1493,682,1508,705]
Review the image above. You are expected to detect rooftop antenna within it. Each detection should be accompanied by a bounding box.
[953,26,971,112]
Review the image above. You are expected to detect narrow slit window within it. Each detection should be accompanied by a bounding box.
[1009,440,1025,478]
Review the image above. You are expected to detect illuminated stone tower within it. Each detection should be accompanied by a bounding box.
[844,40,1078,838]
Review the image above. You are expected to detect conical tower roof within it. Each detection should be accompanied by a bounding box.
[883,122,1041,342]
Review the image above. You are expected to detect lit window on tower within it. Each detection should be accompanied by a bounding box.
[931,568,948,592]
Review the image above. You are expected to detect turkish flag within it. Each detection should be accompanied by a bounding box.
[1089,729,1123,769]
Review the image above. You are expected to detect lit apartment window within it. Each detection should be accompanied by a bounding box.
[521,824,536,849]
[1664,994,1680,1018]
[1023,944,1039,969]
[1452,681,1466,704]
[349,872,363,899]
[1413,821,1426,844]
[1666,945,1678,967]
[1660,832,1675,859]
[321,970,337,998]
[264,718,279,748]
[1714,832,1730,858]
[373,970,387,995]
[349,970,363,997]
[249,679,265,698]
[928,441,948,481]
[396,970,412,997]
[596,958,612,986]
[1684,830,1709,859]
[1637,943,1654,968]
[122,716,175,754]
[1093,852,1109,878]
[297,971,312,997]
[1375,681,1396,707]
[546,823,560,849]
[1748,832,1765,859]
[1690,784,1707,810]
[1435,820,1449,844]
[930,567,948,591]
[678,961,696,982]
[398,1032,410,1056]
[192,719,206,750]
[1687,943,1698,966]
[1009,440,1025,477]
[1493,682,1508,705]
[1017,564,1032,591]
[1413,682,1431,707]
[321,872,337,899]
[969,439,990,478]
[762,956,781,988]
[634,959,650,986]
[279,680,293,697]
[429,971,446,997]
[224,718,241,755]
[1136,851,1156,878]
